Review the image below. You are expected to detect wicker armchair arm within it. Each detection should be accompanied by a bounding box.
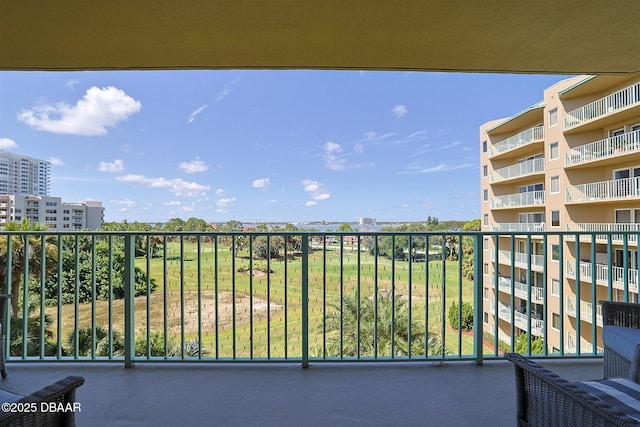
[0,376,85,427]
[505,353,637,426]
[600,300,640,328]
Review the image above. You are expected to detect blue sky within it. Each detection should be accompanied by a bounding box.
[0,71,570,223]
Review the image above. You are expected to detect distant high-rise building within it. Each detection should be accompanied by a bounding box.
[0,151,104,230]
[359,217,377,226]
[0,150,51,196]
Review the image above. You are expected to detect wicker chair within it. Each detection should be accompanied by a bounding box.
[600,300,640,382]
[0,376,84,427]
[506,353,640,426]
[0,295,11,379]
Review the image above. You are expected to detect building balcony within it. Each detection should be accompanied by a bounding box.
[490,158,544,184]
[490,275,544,304]
[488,125,544,159]
[565,259,638,292]
[495,301,544,337]
[490,223,545,234]
[490,191,545,209]
[565,177,640,204]
[566,296,603,327]
[565,129,640,167]
[565,223,640,246]
[566,332,603,354]
[491,249,544,270]
[564,82,640,131]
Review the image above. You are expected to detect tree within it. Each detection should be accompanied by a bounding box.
[514,333,545,354]
[323,292,444,357]
[0,219,58,317]
[448,301,474,332]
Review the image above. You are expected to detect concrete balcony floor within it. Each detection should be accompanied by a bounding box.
[2,358,603,426]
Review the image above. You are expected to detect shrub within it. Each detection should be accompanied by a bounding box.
[448,301,474,332]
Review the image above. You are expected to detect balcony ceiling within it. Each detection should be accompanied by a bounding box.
[1,0,639,74]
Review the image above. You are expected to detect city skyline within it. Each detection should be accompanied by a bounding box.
[0,71,570,223]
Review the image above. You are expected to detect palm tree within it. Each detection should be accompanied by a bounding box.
[0,219,58,317]
[324,292,443,357]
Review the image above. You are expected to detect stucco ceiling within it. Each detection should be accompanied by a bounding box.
[1,0,639,74]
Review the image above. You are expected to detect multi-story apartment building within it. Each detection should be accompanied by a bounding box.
[480,74,640,354]
[0,195,104,230]
[0,151,104,230]
[0,150,51,196]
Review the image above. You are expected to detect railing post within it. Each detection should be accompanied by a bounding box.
[124,234,135,368]
[473,234,484,365]
[301,234,309,368]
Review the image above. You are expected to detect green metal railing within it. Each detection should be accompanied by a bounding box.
[0,230,637,367]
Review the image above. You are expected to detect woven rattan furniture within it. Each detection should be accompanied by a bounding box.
[0,376,84,427]
[0,295,11,379]
[601,300,640,382]
[506,352,640,426]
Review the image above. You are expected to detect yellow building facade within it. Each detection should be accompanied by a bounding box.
[480,74,640,354]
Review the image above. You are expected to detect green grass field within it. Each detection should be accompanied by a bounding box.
[47,240,490,358]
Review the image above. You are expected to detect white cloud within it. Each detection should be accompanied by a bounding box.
[392,105,408,118]
[400,162,476,174]
[110,199,135,208]
[323,141,346,171]
[354,142,364,155]
[305,201,317,207]
[302,179,330,205]
[408,130,427,138]
[217,77,240,101]
[216,188,226,197]
[117,174,210,197]
[252,178,270,189]
[17,86,141,136]
[48,157,64,166]
[216,197,236,207]
[99,159,125,173]
[0,138,18,150]
[164,201,182,206]
[187,105,208,123]
[179,158,209,174]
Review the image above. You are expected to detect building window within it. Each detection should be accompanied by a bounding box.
[483,165,488,177]
[552,313,560,330]
[483,189,488,202]
[549,142,559,160]
[551,278,560,296]
[551,245,559,261]
[483,287,488,299]
[483,263,488,274]
[551,210,560,227]
[483,312,489,324]
[483,238,488,250]
[482,140,487,153]
[483,214,488,226]
[548,108,558,127]
[550,176,560,194]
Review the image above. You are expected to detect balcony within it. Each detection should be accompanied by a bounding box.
[566,296,603,327]
[564,82,640,130]
[488,125,544,158]
[565,176,640,204]
[490,223,545,233]
[565,223,640,246]
[565,129,640,167]
[491,249,544,270]
[490,191,545,209]
[0,229,626,425]
[489,158,544,184]
[492,275,544,304]
[565,259,638,292]
[495,301,544,337]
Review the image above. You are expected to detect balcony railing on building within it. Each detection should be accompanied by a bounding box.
[565,129,640,166]
[489,158,544,183]
[565,259,638,292]
[566,296,603,327]
[494,301,544,337]
[564,82,640,129]
[491,275,544,304]
[565,176,640,203]
[490,223,545,233]
[491,249,545,270]
[565,223,640,245]
[490,191,545,209]
[488,125,544,158]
